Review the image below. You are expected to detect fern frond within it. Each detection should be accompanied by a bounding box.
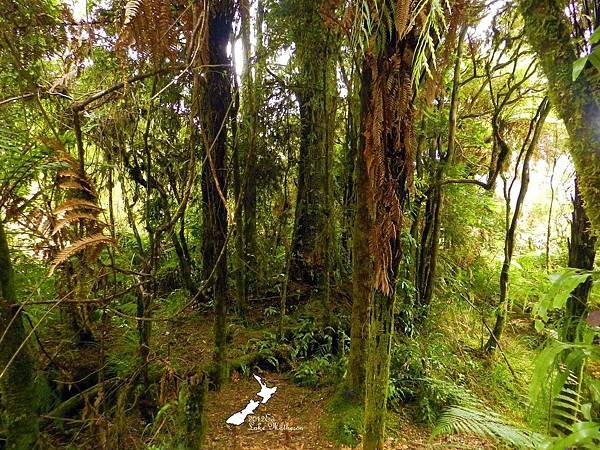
[51,213,105,236]
[54,199,102,216]
[433,404,543,448]
[57,179,95,196]
[49,234,113,275]
[124,0,142,25]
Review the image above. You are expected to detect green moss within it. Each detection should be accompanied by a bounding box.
[322,389,364,447]
[520,0,600,235]
[0,221,40,449]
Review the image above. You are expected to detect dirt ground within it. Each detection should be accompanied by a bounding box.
[204,373,498,450]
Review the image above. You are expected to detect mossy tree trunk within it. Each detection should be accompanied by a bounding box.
[197,0,234,389]
[564,178,597,342]
[345,68,373,399]
[233,0,264,320]
[0,219,39,449]
[179,371,208,449]
[289,1,337,305]
[360,10,417,448]
[520,0,600,234]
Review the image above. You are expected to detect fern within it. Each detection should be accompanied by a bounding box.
[411,0,450,90]
[433,403,544,448]
[51,212,105,236]
[124,0,142,25]
[49,234,114,274]
[54,199,102,216]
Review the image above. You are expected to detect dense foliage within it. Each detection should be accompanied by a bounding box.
[1,0,600,449]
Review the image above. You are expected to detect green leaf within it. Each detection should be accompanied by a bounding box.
[546,421,600,450]
[582,403,592,421]
[534,269,591,321]
[590,27,600,44]
[573,55,588,81]
[588,47,600,71]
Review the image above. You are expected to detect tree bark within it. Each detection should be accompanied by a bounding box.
[565,178,597,342]
[0,219,39,449]
[345,67,373,399]
[197,0,234,389]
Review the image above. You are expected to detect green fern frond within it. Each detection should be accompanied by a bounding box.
[433,403,544,448]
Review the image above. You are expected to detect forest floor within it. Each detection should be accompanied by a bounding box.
[203,373,497,449]
[44,292,517,449]
[152,299,502,449]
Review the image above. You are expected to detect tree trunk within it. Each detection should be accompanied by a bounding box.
[520,0,600,234]
[485,98,550,353]
[361,15,416,449]
[415,25,466,317]
[0,220,39,449]
[179,371,208,449]
[340,63,360,271]
[345,67,373,399]
[289,2,337,303]
[545,157,557,272]
[197,0,234,389]
[565,178,597,342]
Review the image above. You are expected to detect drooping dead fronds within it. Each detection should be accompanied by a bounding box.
[49,234,114,275]
[363,28,416,296]
[116,0,180,64]
[38,138,110,273]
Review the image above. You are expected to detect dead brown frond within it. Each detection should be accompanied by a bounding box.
[363,31,416,296]
[51,213,106,236]
[54,199,102,216]
[50,234,114,275]
[116,0,180,64]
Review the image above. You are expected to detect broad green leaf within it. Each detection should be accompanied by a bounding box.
[534,269,591,321]
[590,27,600,44]
[573,55,588,81]
[588,48,600,72]
[546,421,600,449]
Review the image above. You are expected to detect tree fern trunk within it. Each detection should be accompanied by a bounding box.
[364,292,395,450]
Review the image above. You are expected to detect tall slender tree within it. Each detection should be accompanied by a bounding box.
[197,0,235,388]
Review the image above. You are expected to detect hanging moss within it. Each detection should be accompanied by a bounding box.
[520,0,600,234]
